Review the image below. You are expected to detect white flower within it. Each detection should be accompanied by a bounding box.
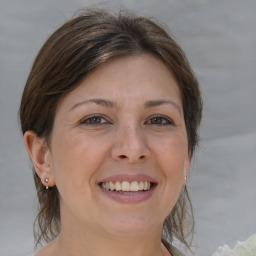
[212,234,256,256]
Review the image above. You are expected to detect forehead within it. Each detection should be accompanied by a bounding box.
[58,54,182,111]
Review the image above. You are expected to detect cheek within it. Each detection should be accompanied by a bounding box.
[49,135,100,216]
[50,133,110,192]
[50,135,90,190]
[157,132,187,162]
[153,134,188,185]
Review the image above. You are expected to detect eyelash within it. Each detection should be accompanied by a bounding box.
[80,114,173,127]
[145,115,173,126]
[80,115,110,126]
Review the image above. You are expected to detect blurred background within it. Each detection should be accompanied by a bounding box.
[0,0,255,255]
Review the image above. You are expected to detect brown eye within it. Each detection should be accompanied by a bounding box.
[146,116,172,126]
[81,115,108,125]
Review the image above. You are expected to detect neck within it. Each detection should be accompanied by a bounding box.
[56,234,167,256]
[46,220,169,256]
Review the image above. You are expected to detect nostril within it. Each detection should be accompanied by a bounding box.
[119,155,145,159]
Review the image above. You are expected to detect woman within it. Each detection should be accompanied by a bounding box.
[19,9,202,256]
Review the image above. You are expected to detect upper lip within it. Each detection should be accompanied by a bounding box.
[98,174,158,184]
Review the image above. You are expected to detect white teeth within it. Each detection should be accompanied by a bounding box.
[109,181,115,191]
[139,181,144,190]
[122,181,130,191]
[130,181,139,191]
[100,181,152,192]
[115,181,122,191]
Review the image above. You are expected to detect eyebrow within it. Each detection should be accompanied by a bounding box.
[70,98,116,111]
[70,98,181,113]
[144,100,181,114]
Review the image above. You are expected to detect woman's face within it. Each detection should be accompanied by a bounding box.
[47,54,190,238]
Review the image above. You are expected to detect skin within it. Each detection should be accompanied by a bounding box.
[25,54,190,256]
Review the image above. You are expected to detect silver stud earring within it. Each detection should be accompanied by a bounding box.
[45,177,49,189]
[184,170,188,182]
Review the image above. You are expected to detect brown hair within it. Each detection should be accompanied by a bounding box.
[19,9,202,253]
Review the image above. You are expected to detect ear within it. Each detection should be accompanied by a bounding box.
[183,154,191,185]
[24,131,55,188]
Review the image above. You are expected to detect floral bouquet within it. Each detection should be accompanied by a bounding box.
[212,234,256,256]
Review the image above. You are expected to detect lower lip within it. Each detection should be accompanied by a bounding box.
[99,186,156,204]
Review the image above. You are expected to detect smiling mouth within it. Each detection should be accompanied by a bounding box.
[98,181,156,193]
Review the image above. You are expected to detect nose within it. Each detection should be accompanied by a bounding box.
[111,125,151,163]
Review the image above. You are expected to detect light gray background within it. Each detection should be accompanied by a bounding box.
[0,0,255,256]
